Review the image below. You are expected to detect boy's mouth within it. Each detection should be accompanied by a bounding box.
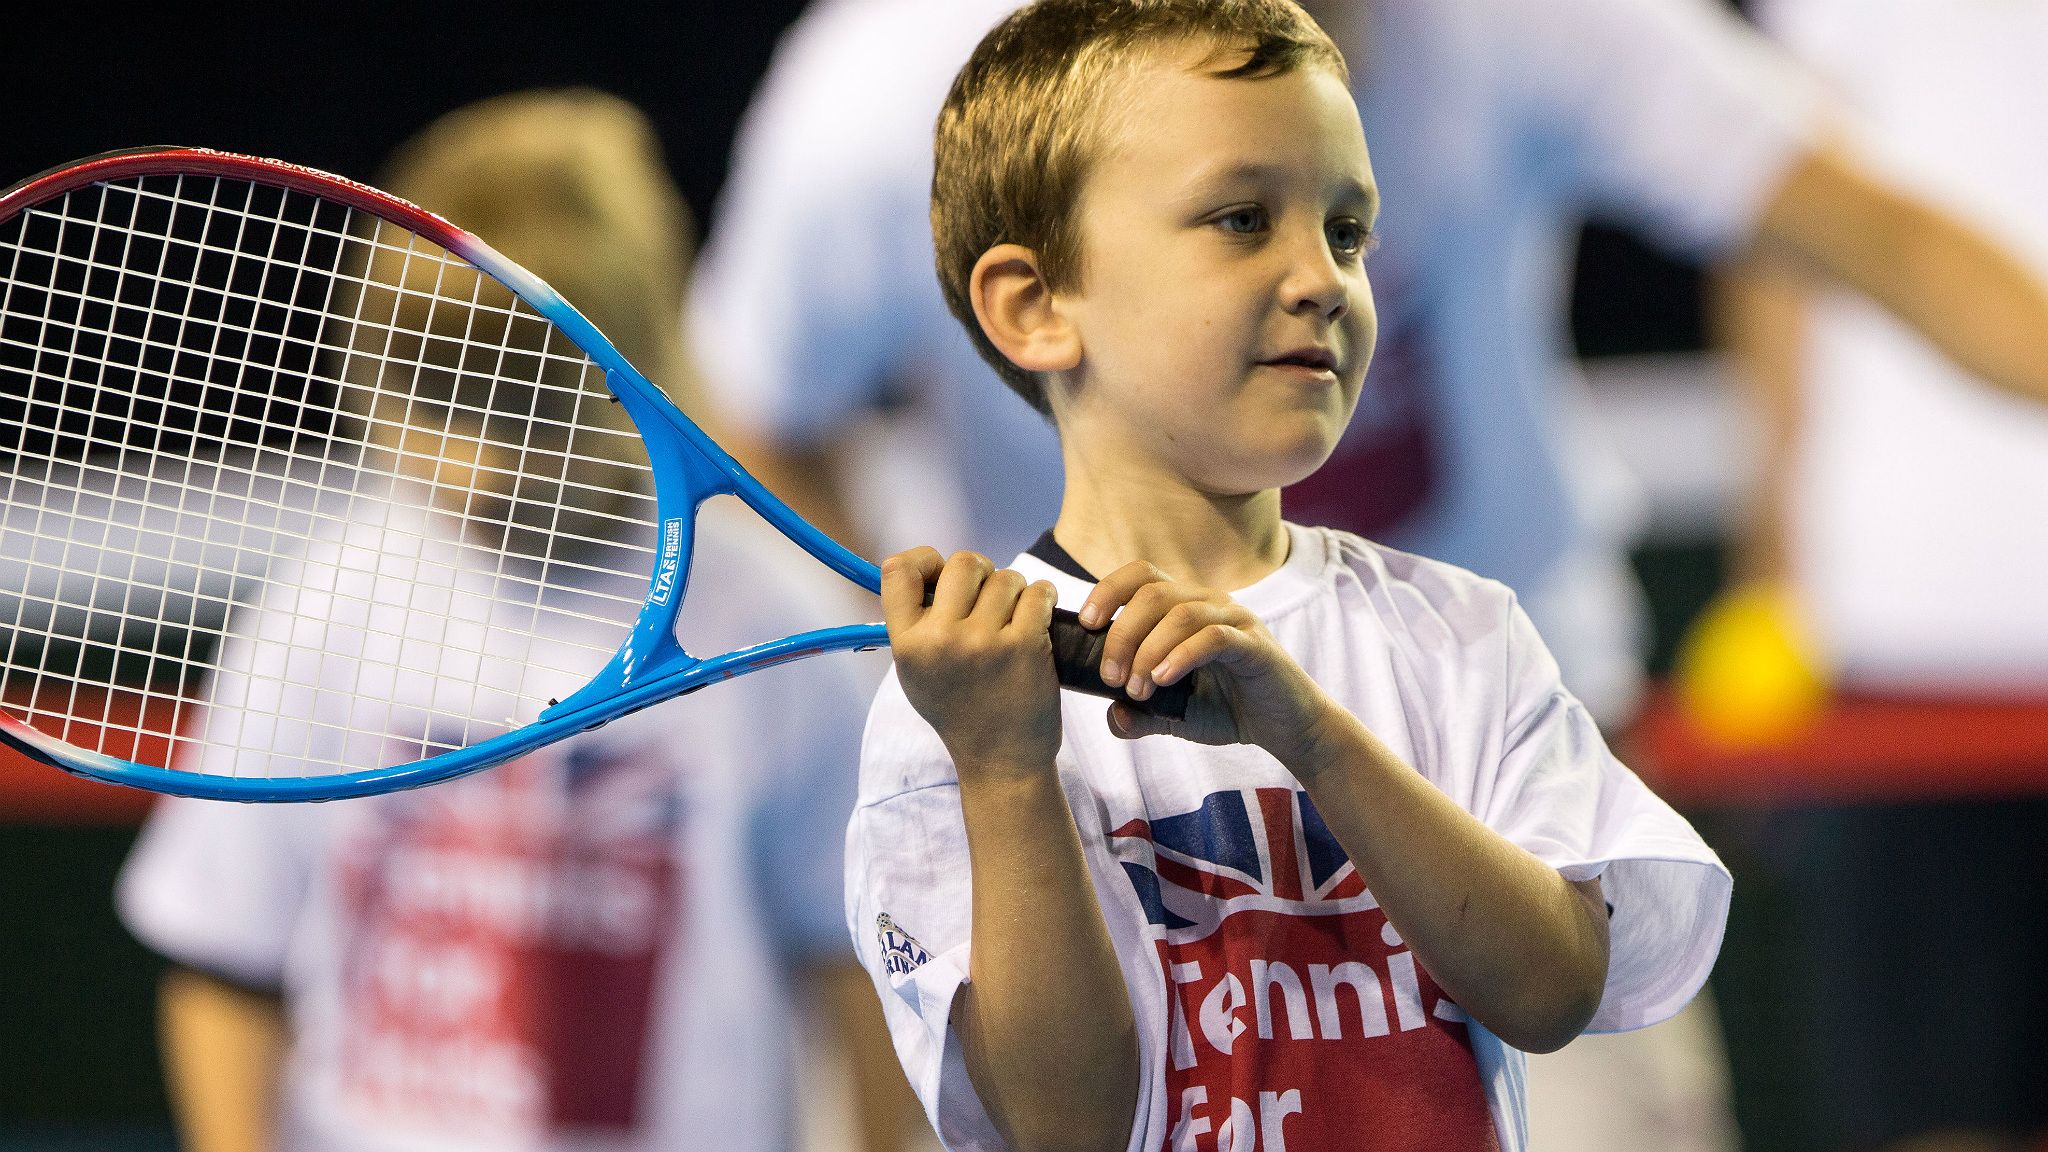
[1258,346,1340,374]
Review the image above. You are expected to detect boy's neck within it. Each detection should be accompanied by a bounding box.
[1051,462,1290,592]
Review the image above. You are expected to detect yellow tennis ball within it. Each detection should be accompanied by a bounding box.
[1673,583,1830,749]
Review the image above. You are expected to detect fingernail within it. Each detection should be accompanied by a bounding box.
[1153,661,1176,686]
[1080,604,1103,628]
[1101,659,1123,686]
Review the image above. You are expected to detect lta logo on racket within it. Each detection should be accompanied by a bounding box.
[650,518,686,607]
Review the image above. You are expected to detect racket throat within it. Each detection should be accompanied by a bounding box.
[536,623,889,730]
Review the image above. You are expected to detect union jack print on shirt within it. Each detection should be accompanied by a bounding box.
[1111,787,1499,1152]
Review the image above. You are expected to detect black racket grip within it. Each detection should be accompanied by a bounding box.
[912,588,1195,720]
[1047,606,1196,720]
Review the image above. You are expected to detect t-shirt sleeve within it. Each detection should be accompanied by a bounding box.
[116,796,328,991]
[684,1,934,447]
[1474,595,1731,1035]
[1489,0,1828,256]
[846,673,1165,1152]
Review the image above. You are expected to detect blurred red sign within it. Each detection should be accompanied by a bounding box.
[1629,684,2048,807]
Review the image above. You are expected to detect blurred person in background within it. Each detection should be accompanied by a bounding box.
[688,1,2048,1149]
[116,89,920,1152]
[1703,1,2048,1147]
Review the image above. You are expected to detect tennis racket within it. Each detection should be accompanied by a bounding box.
[0,147,1198,801]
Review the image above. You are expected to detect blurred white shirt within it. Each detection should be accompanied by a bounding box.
[119,499,882,1152]
[1757,0,2048,688]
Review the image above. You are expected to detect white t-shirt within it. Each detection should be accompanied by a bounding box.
[1754,0,2048,689]
[119,499,881,1152]
[687,0,1821,720]
[845,523,1729,1152]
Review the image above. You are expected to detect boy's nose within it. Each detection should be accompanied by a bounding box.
[1282,233,1349,321]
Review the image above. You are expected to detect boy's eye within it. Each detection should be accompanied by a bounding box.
[1215,206,1269,235]
[1327,217,1375,258]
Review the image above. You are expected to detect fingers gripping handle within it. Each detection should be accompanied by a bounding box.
[914,589,1195,720]
[1048,607,1196,720]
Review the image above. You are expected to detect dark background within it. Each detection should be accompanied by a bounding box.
[0,3,1711,361]
[0,4,1749,1150]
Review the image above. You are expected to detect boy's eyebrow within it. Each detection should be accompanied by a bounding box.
[1178,160,1380,218]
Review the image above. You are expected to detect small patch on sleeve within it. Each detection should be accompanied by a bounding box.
[876,913,933,981]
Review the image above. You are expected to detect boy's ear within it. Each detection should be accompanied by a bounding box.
[969,243,1081,374]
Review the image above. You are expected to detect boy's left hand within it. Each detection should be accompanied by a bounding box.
[1080,562,1339,769]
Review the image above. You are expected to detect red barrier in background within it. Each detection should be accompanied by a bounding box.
[0,686,167,824]
[8,680,2048,820]
[1628,685,2048,808]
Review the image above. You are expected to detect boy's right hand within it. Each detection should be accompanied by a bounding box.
[881,547,1064,778]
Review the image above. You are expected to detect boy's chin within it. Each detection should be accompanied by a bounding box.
[1196,436,1344,497]
[1269,423,1349,483]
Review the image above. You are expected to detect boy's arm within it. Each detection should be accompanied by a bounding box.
[1090,566,1610,1054]
[880,547,1140,1152]
[1282,715,1611,1053]
[157,966,288,1152]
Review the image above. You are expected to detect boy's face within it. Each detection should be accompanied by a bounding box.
[1053,44,1377,496]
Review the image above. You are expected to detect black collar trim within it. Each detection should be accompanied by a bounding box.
[1026,529,1097,582]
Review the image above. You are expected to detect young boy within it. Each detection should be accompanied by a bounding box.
[848,2,1729,1149]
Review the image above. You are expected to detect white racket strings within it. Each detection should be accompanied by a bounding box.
[0,174,660,775]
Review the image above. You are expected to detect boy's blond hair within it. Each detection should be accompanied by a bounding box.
[932,0,1346,415]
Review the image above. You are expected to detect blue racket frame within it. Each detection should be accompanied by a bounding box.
[0,149,889,802]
